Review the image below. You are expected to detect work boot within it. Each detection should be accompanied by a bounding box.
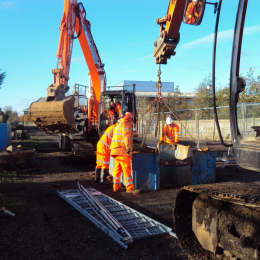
[113,183,122,192]
[106,175,113,182]
[100,169,110,184]
[126,189,141,194]
[95,168,101,183]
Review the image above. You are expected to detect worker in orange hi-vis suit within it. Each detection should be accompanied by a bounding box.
[115,102,122,118]
[159,114,180,146]
[95,121,118,183]
[108,102,118,126]
[110,112,138,193]
[184,0,202,24]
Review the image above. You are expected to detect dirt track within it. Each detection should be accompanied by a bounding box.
[0,151,188,260]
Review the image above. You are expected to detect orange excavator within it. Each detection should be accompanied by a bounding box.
[29,0,106,134]
[154,0,260,259]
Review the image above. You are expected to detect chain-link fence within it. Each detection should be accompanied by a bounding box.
[137,102,260,146]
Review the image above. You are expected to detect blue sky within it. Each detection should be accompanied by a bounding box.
[0,0,260,113]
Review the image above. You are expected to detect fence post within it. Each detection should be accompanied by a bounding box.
[195,110,200,149]
[242,103,246,135]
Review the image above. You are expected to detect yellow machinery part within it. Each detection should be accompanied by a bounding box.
[29,96,76,132]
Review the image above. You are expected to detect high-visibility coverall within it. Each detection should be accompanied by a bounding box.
[115,103,122,118]
[160,123,180,145]
[110,117,135,192]
[96,123,117,170]
[108,107,116,125]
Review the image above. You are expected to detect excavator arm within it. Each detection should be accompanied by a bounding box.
[30,0,105,132]
[154,0,187,64]
[154,0,206,64]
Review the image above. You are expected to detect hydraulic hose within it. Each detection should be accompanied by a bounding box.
[212,0,232,147]
[72,4,82,39]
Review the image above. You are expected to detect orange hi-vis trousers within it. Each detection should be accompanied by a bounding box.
[96,141,110,170]
[112,155,135,192]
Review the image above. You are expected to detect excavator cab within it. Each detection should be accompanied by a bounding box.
[99,86,137,135]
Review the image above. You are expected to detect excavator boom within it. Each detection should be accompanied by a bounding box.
[30,0,105,133]
[154,0,186,64]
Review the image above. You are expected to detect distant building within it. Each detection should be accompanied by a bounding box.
[113,80,174,97]
[111,80,195,105]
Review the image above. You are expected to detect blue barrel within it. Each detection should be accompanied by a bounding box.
[109,153,160,191]
[133,153,160,191]
[192,152,216,185]
[0,123,11,151]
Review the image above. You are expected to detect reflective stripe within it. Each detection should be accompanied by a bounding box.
[126,181,133,185]
[113,180,121,184]
[96,159,109,165]
[105,133,112,138]
[125,177,132,181]
[100,139,110,148]
[113,177,120,180]
[107,127,114,135]
[111,139,124,143]
[122,127,132,130]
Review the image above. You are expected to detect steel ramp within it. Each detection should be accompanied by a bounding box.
[58,185,176,248]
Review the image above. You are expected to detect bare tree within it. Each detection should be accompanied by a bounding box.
[0,71,6,89]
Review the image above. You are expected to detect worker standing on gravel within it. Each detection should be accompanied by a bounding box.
[159,114,180,147]
[95,120,118,183]
[110,112,138,193]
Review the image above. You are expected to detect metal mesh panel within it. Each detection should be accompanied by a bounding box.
[137,102,260,146]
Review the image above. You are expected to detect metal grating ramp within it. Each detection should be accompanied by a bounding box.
[58,184,176,248]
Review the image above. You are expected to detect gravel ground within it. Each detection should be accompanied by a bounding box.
[0,151,188,260]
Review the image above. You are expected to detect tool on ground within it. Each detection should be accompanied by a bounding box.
[58,183,176,248]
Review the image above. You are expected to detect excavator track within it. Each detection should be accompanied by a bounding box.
[174,179,260,260]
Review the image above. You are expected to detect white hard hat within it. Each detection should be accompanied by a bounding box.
[166,116,174,125]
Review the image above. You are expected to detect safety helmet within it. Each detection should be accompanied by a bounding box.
[124,112,134,120]
[166,115,174,125]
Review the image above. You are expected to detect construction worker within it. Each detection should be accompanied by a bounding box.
[110,112,138,193]
[184,0,202,24]
[115,102,122,118]
[108,101,118,126]
[159,114,180,146]
[95,120,118,183]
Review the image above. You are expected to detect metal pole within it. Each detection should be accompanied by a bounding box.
[195,110,200,149]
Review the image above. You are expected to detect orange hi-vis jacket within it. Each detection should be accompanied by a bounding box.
[96,123,118,169]
[160,123,180,145]
[115,103,122,117]
[110,118,133,157]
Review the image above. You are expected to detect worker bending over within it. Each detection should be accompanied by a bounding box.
[159,114,180,146]
[95,120,118,183]
[110,112,138,193]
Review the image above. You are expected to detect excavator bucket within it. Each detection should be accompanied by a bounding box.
[29,96,76,132]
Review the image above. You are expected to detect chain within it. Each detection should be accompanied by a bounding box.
[156,64,163,103]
